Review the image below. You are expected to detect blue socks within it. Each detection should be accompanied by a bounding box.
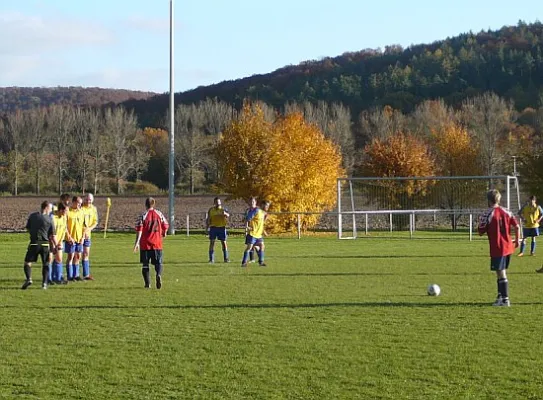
[82,260,90,277]
[531,240,536,254]
[209,250,214,262]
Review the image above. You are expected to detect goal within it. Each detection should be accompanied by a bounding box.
[337,175,521,239]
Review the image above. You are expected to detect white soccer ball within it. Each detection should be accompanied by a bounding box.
[427,284,441,296]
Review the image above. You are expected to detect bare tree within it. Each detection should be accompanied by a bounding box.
[25,108,48,194]
[174,104,213,194]
[199,98,235,183]
[460,93,515,176]
[358,105,407,144]
[72,107,102,193]
[46,105,76,194]
[103,107,141,194]
[1,110,30,195]
[410,99,456,138]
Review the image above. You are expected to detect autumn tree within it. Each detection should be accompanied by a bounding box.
[285,101,355,173]
[218,103,344,232]
[429,122,485,228]
[361,133,435,227]
[141,127,169,189]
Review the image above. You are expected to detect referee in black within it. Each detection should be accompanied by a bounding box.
[22,201,58,290]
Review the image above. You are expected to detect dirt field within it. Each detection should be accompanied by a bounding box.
[0,195,249,232]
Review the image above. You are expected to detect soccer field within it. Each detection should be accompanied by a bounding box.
[1,233,543,399]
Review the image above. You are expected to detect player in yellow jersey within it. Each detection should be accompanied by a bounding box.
[81,193,98,280]
[47,193,71,284]
[205,197,230,263]
[66,196,85,281]
[241,197,267,267]
[51,202,70,284]
[518,195,543,258]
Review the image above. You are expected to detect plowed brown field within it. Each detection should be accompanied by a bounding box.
[0,196,249,232]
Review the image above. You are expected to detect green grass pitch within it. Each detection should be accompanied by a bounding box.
[1,232,543,399]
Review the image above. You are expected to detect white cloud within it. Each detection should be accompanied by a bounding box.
[0,11,114,55]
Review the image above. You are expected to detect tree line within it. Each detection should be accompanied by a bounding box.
[1,92,543,197]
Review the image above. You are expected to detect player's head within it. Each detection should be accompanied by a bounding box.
[260,200,271,211]
[214,197,222,207]
[487,189,501,207]
[60,193,71,206]
[145,197,156,210]
[84,193,94,205]
[41,200,52,213]
[530,195,537,205]
[248,197,257,208]
[56,202,67,215]
[72,196,83,209]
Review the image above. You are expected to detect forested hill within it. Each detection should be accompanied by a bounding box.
[0,86,157,112]
[124,21,543,126]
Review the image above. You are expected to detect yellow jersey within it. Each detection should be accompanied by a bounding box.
[82,204,99,238]
[519,204,543,228]
[67,208,85,243]
[53,213,68,243]
[247,209,266,239]
[207,206,228,227]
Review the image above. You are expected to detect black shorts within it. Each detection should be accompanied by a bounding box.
[24,243,50,266]
[140,250,163,266]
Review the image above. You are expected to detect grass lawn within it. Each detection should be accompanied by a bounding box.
[1,232,543,399]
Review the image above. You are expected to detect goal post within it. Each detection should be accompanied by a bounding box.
[337,175,521,239]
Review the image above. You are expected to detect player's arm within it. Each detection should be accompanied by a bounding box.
[134,214,144,252]
[477,212,490,236]
[205,209,211,230]
[133,231,142,252]
[538,206,543,224]
[512,217,521,248]
[87,209,99,231]
[223,208,230,218]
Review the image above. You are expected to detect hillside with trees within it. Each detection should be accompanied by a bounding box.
[124,21,543,127]
[0,86,157,112]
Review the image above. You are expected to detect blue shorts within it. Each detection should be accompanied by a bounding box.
[83,238,91,248]
[209,227,227,241]
[140,249,163,266]
[64,242,83,254]
[245,235,263,246]
[523,227,539,238]
[490,255,511,271]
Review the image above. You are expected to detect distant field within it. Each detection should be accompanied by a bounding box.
[1,233,543,399]
[0,196,249,232]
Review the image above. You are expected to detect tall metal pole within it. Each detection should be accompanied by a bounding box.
[168,0,175,234]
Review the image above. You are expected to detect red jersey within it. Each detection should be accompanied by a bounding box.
[135,208,169,250]
[478,206,519,257]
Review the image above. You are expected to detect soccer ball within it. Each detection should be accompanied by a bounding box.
[427,284,441,296]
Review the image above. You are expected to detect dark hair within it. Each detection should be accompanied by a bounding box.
[60,193,71,202]
[145,197,156,209]
[57,203,66,212]
[260,200,271,207]
[41,200,50,211]
[530,195,537,201]
[72,196,79,202]
[214,197,220,202]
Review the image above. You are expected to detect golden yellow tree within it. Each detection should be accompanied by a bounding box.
[218,103,344,232]
[361,133,435,228]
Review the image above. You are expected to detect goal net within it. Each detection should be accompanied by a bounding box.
[337,175,521,239]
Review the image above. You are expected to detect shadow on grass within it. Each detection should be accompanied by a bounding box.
[1,301,542,310]
[275,254,488,259]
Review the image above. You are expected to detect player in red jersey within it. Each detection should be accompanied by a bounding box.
[478,189,521,307]
[133,197,169,289]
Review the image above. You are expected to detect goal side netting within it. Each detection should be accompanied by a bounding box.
[337,175,521,239]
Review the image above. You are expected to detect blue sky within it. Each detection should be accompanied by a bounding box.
[0,0,540,93]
